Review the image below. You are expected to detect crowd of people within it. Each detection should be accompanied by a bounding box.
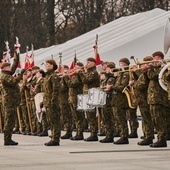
[0,49,170,148]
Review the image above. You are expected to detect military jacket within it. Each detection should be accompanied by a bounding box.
[134,72,149,107]
[162,71,170,101]
[64,72,83,103]
[34,78,44,94]
[58,76,69,105]
[43,69,60,108]
[0,52,21,106]
[0,70,21,106]
[79,66,100,93]
[102,73,116,106]
[111,71,129,108]
[147,67,167,106]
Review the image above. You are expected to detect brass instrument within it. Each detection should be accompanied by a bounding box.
[122,67,137,109]
[122,86,137,109]
[110,65,138,74]
[136,58,170,66]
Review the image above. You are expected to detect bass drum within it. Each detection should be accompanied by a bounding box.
[158,63,170,91]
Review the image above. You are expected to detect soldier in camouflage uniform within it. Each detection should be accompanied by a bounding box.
[64,62,85,140]
[23,67,38,134]
[20,72,31,135]
[147,51,167,147]
[0,51,24,145]
[43,59,61,146]
[108,58,130,144]
[160,61,170,141]
[33,69,48,136]
[99,62,116,143]
[133,56,154,145]
[79,57,100,141]
[59,65,73,139]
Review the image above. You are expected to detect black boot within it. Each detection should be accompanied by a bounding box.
[61,133,72,139]
[99,137,113,143]
[44,140,59,146]
[113,132,120,137]
[84,136,98,142]
[114,137,129,144]
[4,139,18,146]
[97,130,106,136]
[32,131,42,136]
[70,135,84,140]
[138,139,153,146]
[128,133,138,138]
[150,140,167,148]
[38,131,48,137]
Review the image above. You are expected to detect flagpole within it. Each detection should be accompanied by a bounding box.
[94,34,101,134]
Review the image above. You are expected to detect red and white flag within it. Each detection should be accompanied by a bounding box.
[24,44,34,70]
[3,41,11,63]
[93,45,102,72]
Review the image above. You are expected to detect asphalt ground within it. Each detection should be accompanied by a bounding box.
[0,120,170,170]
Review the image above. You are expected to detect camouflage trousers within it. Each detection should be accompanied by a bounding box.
[150,104,167,141]
[102,106,114,138]
[60,103,72,134]
[46,107,61,142]
[3,104,17,142]
[86,108,98,136]
[113,106,128,138]
[165,107,170,137]
[70,102,85,135]
[28,100,37,132]
[139,104,154,140]
[112,106,120,134]
[20,104,30,131]
[126,108,139,134]
[41,111,49,132]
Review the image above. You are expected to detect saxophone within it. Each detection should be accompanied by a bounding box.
[122,68,137,109]
[122,85,137,109]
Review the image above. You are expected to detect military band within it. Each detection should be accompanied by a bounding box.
[0,49,170,148]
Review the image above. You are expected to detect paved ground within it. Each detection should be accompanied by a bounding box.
[0,121,170,170]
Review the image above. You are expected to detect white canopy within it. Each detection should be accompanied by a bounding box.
[20,8,170,69]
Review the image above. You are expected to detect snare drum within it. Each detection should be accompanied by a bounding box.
[77,94,95,111]
[87,88,107,107]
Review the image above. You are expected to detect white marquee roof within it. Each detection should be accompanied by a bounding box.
[20,8,170,69]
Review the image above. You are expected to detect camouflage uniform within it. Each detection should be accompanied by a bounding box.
[59,76,72,138]
[64,72,85,138]
[147,66,167,142]
[79,66,100,138]
[134,72,154,140]
[0,52,22,143]
[43,69,61,143]
[100,73,115,140]
[162,71,170,139]
[34,77,48,134]
[111,72,129,141]
[20,83,30,134]
[24,76,37,133]
[126,108,139,136]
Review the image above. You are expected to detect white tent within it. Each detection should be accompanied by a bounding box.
[20,8,170,69]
